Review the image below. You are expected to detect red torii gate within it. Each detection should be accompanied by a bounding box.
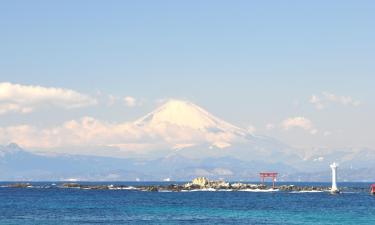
[259,172,278,189]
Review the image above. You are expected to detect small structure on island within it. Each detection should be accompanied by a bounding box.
[259,172,278,189]
[330,162,340,194]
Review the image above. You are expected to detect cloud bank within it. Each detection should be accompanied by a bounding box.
[281,117,317,135]
[124,96,137,107]
[0,82,97,114]
[0,116,244,151]
[310,92,361,110]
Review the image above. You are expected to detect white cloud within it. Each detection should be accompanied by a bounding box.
[322,92,361,106]
[310,92,361,109]
[247,125,256,134]
[0,82,97,114]
[310,95,324,110]
[282,117,313,131]
[124,96,137,107]
[108,95,142,107]
[0,103,33,114]
[0,117,140,149]
[0,115,242,151]
[281,117,318,135]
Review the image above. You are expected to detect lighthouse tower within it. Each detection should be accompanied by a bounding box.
[330,162,339,194]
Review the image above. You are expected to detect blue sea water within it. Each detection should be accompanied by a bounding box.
[1,182,375,225]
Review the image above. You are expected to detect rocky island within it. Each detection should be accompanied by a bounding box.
[2,177,330,193]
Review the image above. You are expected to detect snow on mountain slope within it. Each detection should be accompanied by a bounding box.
[135,100,246,134]
[133,99,250,149]
[0,143,22,157]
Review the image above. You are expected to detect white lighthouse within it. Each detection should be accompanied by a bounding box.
[330,162,339,194]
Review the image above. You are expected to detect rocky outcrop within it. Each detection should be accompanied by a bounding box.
[144,186,159,192]
[62,183,81,188]
[278,185,328,192]
[192,177,209,187]
[210,181,230,189]
[8,183,32,188]
[231,182,266,190]
[189,177,231,189]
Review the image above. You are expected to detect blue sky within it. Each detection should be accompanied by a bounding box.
[0,1,374,150]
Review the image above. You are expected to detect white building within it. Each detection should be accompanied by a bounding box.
[330,162,339,194]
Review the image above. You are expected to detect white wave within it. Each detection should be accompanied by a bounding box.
[194,188,217,192]
[158,190,173,192]
[182,188,217,192]
[291,190,323,193]
[239,188,279,192]
[108,187,121,190]
[217,189,233,192]
[121,186,138,190]
[106,186,138,190]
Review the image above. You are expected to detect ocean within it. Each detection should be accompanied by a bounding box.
[1,182,375,225]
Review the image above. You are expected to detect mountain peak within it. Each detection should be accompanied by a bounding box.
[7,142,21,149]
[135,99,245,133]
[0,143,23,156]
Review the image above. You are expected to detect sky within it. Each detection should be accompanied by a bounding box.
[0,1,374,151]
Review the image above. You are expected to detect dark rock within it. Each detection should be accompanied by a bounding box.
[9,183,32,188]
[62,183,81,188]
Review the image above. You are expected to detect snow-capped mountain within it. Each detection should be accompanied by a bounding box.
[133,99,250,149]
[135,99,247,135]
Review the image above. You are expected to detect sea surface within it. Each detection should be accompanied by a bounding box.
[1,182,375,225]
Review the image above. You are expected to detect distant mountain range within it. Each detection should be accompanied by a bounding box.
[1,100,374,181]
